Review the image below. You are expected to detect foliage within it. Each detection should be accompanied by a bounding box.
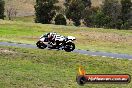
[54,14,67,25]
[65,0,92,26]
[121,0,132,29]
[5,0,18,20]
[82,0,92,7]
[34,0,59,24]
[65,0,85,26]
[83,7,99,27]
[102,0,122,29]
[65,0,91,26]
[0,0,5,19]
[84,0,131,29]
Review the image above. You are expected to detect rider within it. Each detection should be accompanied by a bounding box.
[47,32,65,48]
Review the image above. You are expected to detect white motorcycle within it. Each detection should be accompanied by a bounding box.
[36,34,76,52]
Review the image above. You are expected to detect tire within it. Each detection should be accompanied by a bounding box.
[64,42,75,52]
[36,41,47,49]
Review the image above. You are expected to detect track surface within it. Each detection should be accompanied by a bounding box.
[0,42,132,59]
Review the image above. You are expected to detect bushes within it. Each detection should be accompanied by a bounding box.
[54,14,67,25]
[83,9,112,28]
[0,0,5,19]
[34,0,131,29]
[83,7,99,27]
[34,0,59,24]
[65,0,85,26]
[83,0,132,29]
[65,0,91,26]
[121,0,132,29]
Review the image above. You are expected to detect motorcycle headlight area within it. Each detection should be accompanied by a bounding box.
[67,36,76,41]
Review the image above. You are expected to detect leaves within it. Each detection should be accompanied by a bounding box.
[35,0,59,24]
[0,0,5,19]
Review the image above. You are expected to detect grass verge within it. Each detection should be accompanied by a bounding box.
[0,20,132,54]
[0,46,131,88]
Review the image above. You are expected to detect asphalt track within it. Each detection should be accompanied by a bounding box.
[0,42,132,59]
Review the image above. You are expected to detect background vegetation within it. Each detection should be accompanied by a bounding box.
[2,0,131,29]
[0,0,5,19]
[34,0,131,29]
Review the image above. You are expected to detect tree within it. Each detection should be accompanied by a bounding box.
[65,0,91,8]
[5,1,18,20]
[94,11,109,28]
[35,0,59,24]
[0,0,5,19]
[65,0,91,26]
[83,6,99,27]
[121,0,132,29]
[130,10,132,28]
[5,0,24,20]
[82,0,91,8]
[5,0,35,19]
[102,0,122,29]
[65,0,85,26]
[54,14,67,25]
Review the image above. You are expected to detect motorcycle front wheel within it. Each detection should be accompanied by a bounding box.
[64,42,75,52]
[36,41,47,49]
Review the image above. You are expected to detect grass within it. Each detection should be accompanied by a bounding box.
[0,46,131,88]
[5,16,35,22]
[12,16,35,22]
[0,20,132,54]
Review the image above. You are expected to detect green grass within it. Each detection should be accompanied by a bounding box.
[12,16,35,22]
[0,46,131,88]
[5,16,34,22]
[0,20,132,54]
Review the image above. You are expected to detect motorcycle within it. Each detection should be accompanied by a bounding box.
[36,34,76,52]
